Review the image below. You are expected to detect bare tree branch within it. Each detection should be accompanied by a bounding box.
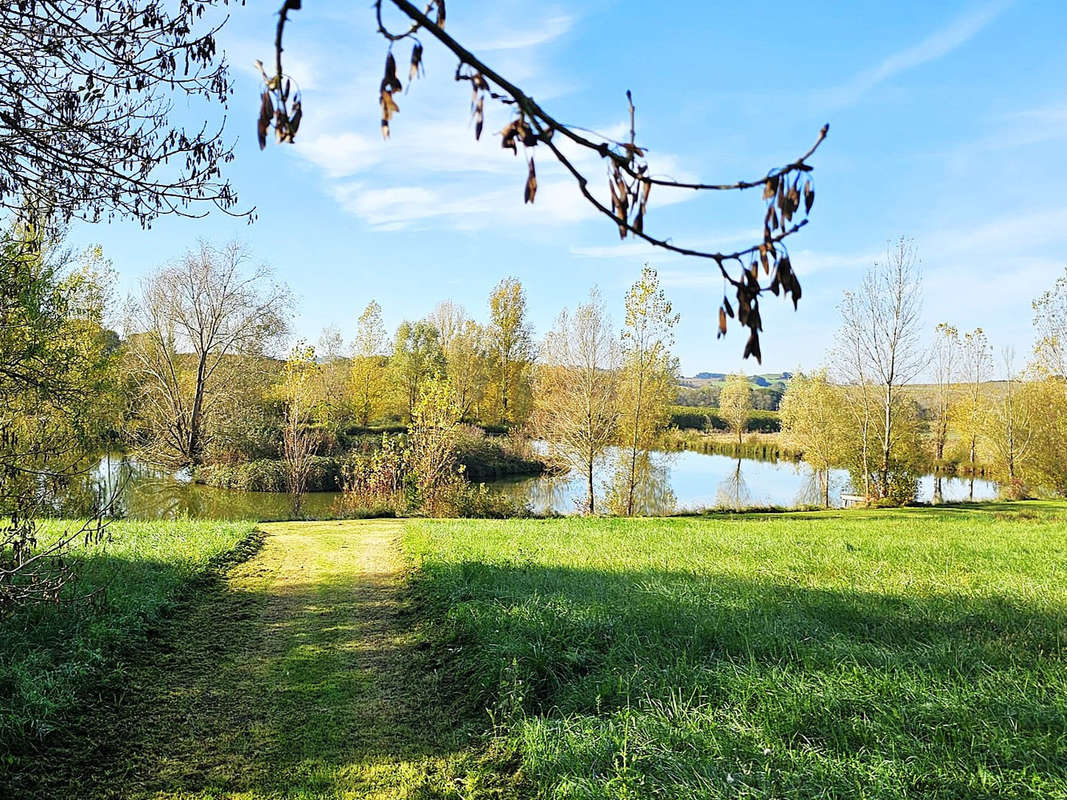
[260,0,830,361]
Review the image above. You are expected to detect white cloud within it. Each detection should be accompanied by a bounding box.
[924,206,1067,256]
[474,14,574,51]
[787,249,880,276]
[268,3,701,234]
[824,0,1012,107]
[954,102,1067,156]
[331,176,596,231]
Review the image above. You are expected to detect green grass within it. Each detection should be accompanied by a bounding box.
[4,519,507,799]
[6,506,1067,798]
[0,518,255,753]
[404,502,1067,799]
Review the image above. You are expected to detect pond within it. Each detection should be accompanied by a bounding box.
[57,450,998,521]
[489,447,998,515]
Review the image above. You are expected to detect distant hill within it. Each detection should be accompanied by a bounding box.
[682,372,792,388]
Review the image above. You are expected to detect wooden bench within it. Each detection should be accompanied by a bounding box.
[840,494,868,508]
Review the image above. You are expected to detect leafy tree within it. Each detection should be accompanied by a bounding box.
[314,325,352,429]
[407,378,465,514]
[618,266,678,515]
[780,370,845,507]
[350,300,389,426]
[534,289,619,514]
[444,319,491,423]
[981,348,1032,499]
[1015,374,1067,496]
[390,320,445,422]
[487,278,534,424]
[719,374,753,446]
[1024,269,1067,495]
[0,221,117,611]
[124,242,292,466]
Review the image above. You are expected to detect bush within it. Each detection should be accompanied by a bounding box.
[197,457,343,492]
[745,411,781,433]
[669,407,780,433]
[446,482,531,518]
[454,426,545,481]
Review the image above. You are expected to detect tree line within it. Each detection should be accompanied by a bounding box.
[0,232,685,519]
[781,238,1067,506]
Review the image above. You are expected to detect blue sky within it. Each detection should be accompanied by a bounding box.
[69,0,1067,376]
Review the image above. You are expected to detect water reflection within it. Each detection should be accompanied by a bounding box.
[715,458,751,511]
[49,450,999,521]
[58,454,343,521]
[603,451,677,516]
[488,448,999,516]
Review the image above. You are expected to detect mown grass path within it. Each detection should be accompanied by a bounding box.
[13,520,475,800]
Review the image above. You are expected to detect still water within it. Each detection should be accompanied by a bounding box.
[70,450,998,521]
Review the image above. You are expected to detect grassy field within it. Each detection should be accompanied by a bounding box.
[0,518,256,754]
[3,504,1066,798]
[405,503,1067,798]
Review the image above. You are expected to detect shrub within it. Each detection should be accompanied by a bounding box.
[197,457,343,492]
[745,411,781,433]
[669,407,780,433]
[454,425,545,481]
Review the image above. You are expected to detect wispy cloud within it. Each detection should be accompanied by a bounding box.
[951,102,1067,157]
[474,14,574,51]
[824,0,1012,107]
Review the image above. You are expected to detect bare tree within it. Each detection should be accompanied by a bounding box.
[262,1,828,360]
[427,300,468,354]
[984,347,1032,499]
[1032,266,1067,379]
[282,342,323,516]
[957,328,992,500]
[0,1,244,224]
[836,239,926,500]
[125,242,291,466]
[534,289,619,514]
[930,323,959,503]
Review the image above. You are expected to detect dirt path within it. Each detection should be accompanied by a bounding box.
[15,520,476,799]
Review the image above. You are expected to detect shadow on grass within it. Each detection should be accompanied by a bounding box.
[7,547,476,799]
[415,557,1067,793]
[8,517,1067,798]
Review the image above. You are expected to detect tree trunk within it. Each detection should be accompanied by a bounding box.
[968,434,977,501]
[626,371,644,516]
[586,457,595,515]
[879,385,892,498]
[187,352,208,465]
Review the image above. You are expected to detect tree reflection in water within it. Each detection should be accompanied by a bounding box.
[604,451,676,516]
[716,457,752,510]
